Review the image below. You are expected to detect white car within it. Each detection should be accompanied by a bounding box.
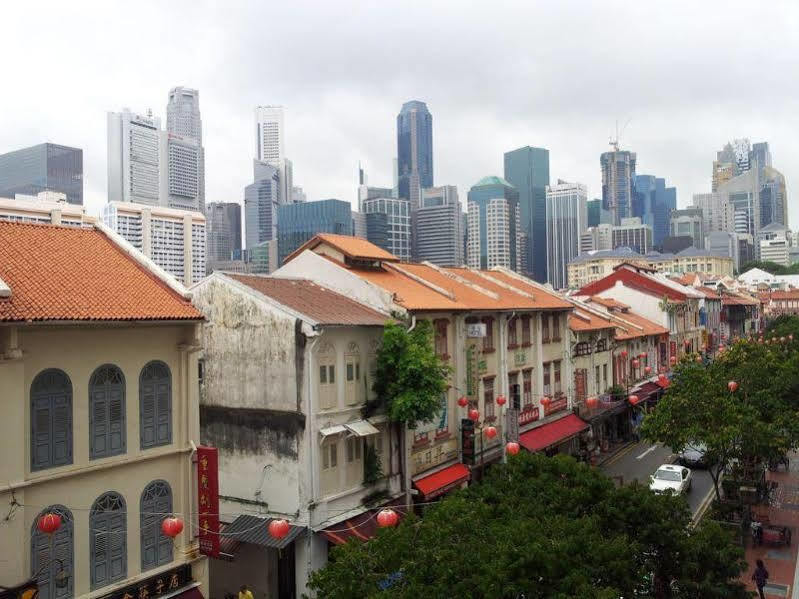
[650,464,692,494]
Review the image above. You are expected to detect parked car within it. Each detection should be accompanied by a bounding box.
[650,464,692,494]
[678,443,711,468]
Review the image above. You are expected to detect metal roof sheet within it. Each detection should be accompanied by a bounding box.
[222,514,304,550]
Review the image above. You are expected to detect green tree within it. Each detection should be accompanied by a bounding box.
[372,320,450,426]
[739,260,799,275]
[307,454,749,599]
[766,314,799,339]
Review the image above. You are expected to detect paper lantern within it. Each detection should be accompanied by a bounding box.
[631,359,640,368]
[377,508,399,528]
[669,356,677,365]
[728,381,738,393]
[268,519,291,540]
[695,356,702,363]
[161,516,184,538]
[628,394,640,405]
[468,408,480,422]
[644,365,652,374]
[457,396,468,408]
[37,513,62,535]
[639,352,647,359]
[496,395,506,406]
[485,425,497,439]
[540,396,552,408]
[620,350,628,358]
[506,441,520,455]
[586,396,599,409]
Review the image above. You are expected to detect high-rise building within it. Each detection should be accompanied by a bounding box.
[102,201,206,286]
[545,180,587,289]
[760,166,787,228]
[705,231,741,271]
[0,143,83,205]
[108,109,162,205]
[358,184,394,212]
[363,197,411,260]
[579,224,612,253]
[466,176,521,272]
[718,169,759,237]
[205,202,242,264]
[586,198,611,228]
[414,186,463,267]
[254,106,292,204]
[600,147,636,225]
[0,192,90,227]
[291,186,307,203]
[503,146,549,282]
[244,160,280,249]
[633,175,676,246]
[669,208,704,249]
[352,210,367,238]
[166,87,204,211]
[277,199,353,265]
[612,217,652,254]
[692,192,734,234]
[396,100,433,209]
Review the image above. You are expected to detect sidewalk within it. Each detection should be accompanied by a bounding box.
[741,454,799,598]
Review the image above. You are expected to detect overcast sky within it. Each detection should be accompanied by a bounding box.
[3,1,799,223]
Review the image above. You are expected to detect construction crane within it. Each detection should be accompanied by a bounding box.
[609,119,631,152]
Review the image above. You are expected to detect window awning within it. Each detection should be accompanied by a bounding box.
[344,420,380,437]
[319,424,347,438]
[519,414,590,452]
[413,463,470,499]
[218,514,304,555]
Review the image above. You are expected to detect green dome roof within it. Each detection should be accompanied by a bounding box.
[472,175,515,188]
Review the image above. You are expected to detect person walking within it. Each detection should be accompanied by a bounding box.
[238,585,254,599]
[752,559,769,599]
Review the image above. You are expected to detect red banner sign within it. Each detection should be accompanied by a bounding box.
[544,397,568,417]
[518,406,540,426]
[197,446,219,558]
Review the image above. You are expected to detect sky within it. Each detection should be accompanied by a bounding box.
[2,0,799,223]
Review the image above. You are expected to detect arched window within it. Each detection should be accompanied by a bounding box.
[140,481,173,570]
[89,365,126,459]
[31,369,73,471]
[139,362,172,449]
[31,505,73,599]
[90,492,126,589]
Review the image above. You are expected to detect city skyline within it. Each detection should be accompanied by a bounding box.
[1,2,797,227]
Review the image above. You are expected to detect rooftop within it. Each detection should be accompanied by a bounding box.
[471,175,515,189]
[568,307,616,332]
[569,247,644,265]
[0,221,202,322]
[284,232,399,265]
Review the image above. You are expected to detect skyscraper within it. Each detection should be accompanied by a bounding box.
[633,174,676,247]
[107,109,162,205]
[414,185,463,266]
[277,199,353,265]
[503,146,549,282]
[166,87,204,211]
[466,176,521,272]
[205,202,242,263]
[363,197,411,260]
[600,146,636,226]
[611,217,652,254]
[396,100,433,209]
[669,208,704,249]
[255,106,292,204]
[244,160,280,249]
[0,143,83,205]
[545,181,587,290]
[586,198,611,228]
[760,166,787,229]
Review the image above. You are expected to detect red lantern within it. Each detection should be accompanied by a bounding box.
[457,396,468,408]
[485,425,497,439]
[506,441,520,455]
[790,334,794,341]
[540,396,552,408]
[631,359,640,368]
[161,516,184,538]
[669,356,677,365]
[268,519,291,540]
[468,408,479,422]
[644,365,652,374]
[658,373,667,384]
[639,352,647,359]
[496,395,506,406]
[586,396,599,409]
[628,394,640,405]
[37,513,62,535]
[620,350,628,358]
[376,508,399,528]
[728,381,738,393]
[695,356,702,363]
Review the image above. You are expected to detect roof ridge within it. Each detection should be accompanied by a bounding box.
[422,262,500,301]
[386,263,458,301]
[467,269,534,301]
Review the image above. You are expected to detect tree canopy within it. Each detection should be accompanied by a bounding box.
[307,453,749,599]
[372,320,450,426]
[740,260,799,275]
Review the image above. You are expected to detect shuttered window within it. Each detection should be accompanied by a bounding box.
[140,481,173,571]
[139,362,172,449]
[90,492,127,590]
[89,365,126,459]
[30,370,73,471]
[31,505,73,599]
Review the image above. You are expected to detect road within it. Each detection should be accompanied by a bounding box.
[600,440,715,517]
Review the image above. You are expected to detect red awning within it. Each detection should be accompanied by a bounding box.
[321,500,407,545]
[519,414,590,452]
[637,381,662,400]
[413,463,470,499]
[175,588,204,599]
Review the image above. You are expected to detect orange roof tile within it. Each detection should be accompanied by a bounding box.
[770,290,799,300]
[0,221,202,322]
[721,293,758,306]
[284,233,398,264]
[471,270,573,310]
[613,311,669,341]
[693,286,722,299]
[587,296,630,310]
[568,308,616,332]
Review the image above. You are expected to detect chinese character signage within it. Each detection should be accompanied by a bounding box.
[97,564,191,599]
[461,418,475,465]
[506,408,520,442]
[465,343,479,400]
[197,445,220,558]
[518,406,540,426]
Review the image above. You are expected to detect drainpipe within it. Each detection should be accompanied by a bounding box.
[305,332,321,595]
[501,312,516,464]
[402,315,416,508]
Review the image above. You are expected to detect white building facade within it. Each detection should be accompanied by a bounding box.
[363,197,411,261]
[166,87,204,212]
[108,109,162,205]
[546,181,587,290]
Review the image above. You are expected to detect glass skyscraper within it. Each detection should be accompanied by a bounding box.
[396,100,433,208]
[277,199,353,265]
[600,148,636,226]
[244,161,280,249]
[0,143,83,205]
[634,174,676,247]
[503,146,549,282]
[466,176,521,272]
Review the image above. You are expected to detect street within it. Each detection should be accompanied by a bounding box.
[600,440,715,517]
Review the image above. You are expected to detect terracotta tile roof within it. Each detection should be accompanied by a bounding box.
[284,233,399,264]
[613,310,669,341]
[579,267,695,302]
[568,308,616,332]
[587,296,630,310]
[693,286,722,299]
[770,290,799,300]
[721,293,758,306]
[0,221,202,322]
[226,274,390,326]
[469,270,573,310]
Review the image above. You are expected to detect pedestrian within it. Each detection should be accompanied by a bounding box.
[238,586,254,599]
[752,559,768,599]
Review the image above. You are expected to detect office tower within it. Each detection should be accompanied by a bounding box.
[291,186,307,203]
[254,106,292,204]
[718,169,759,237]
[634,175,676,247]
[545,181,587,289]
[244,160,280,249]
[579,224,613,254]
[0,143,83,205]
[705,231,740,271]
[758,223,790,266]
[760,166,787,228]
[396,100,433,208]
[108,109,162,205]
[205,202,242,263]
[751,142,772,175]
[366,212,390,252]
[352,210,367,238]
[692,192,734,234]
[102,201,206,286]
[363,197,411,260]
[612,217,652,254]
[503,146,550,282]
[669,208,704,249]
[0,192,89,227]
[414,185,463,266]
[466,176,521,272]
[586,198,611,228]
[358,184,394,212]
[277,199,353,264]
[166,87,204,211]
[600,146,636,226]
